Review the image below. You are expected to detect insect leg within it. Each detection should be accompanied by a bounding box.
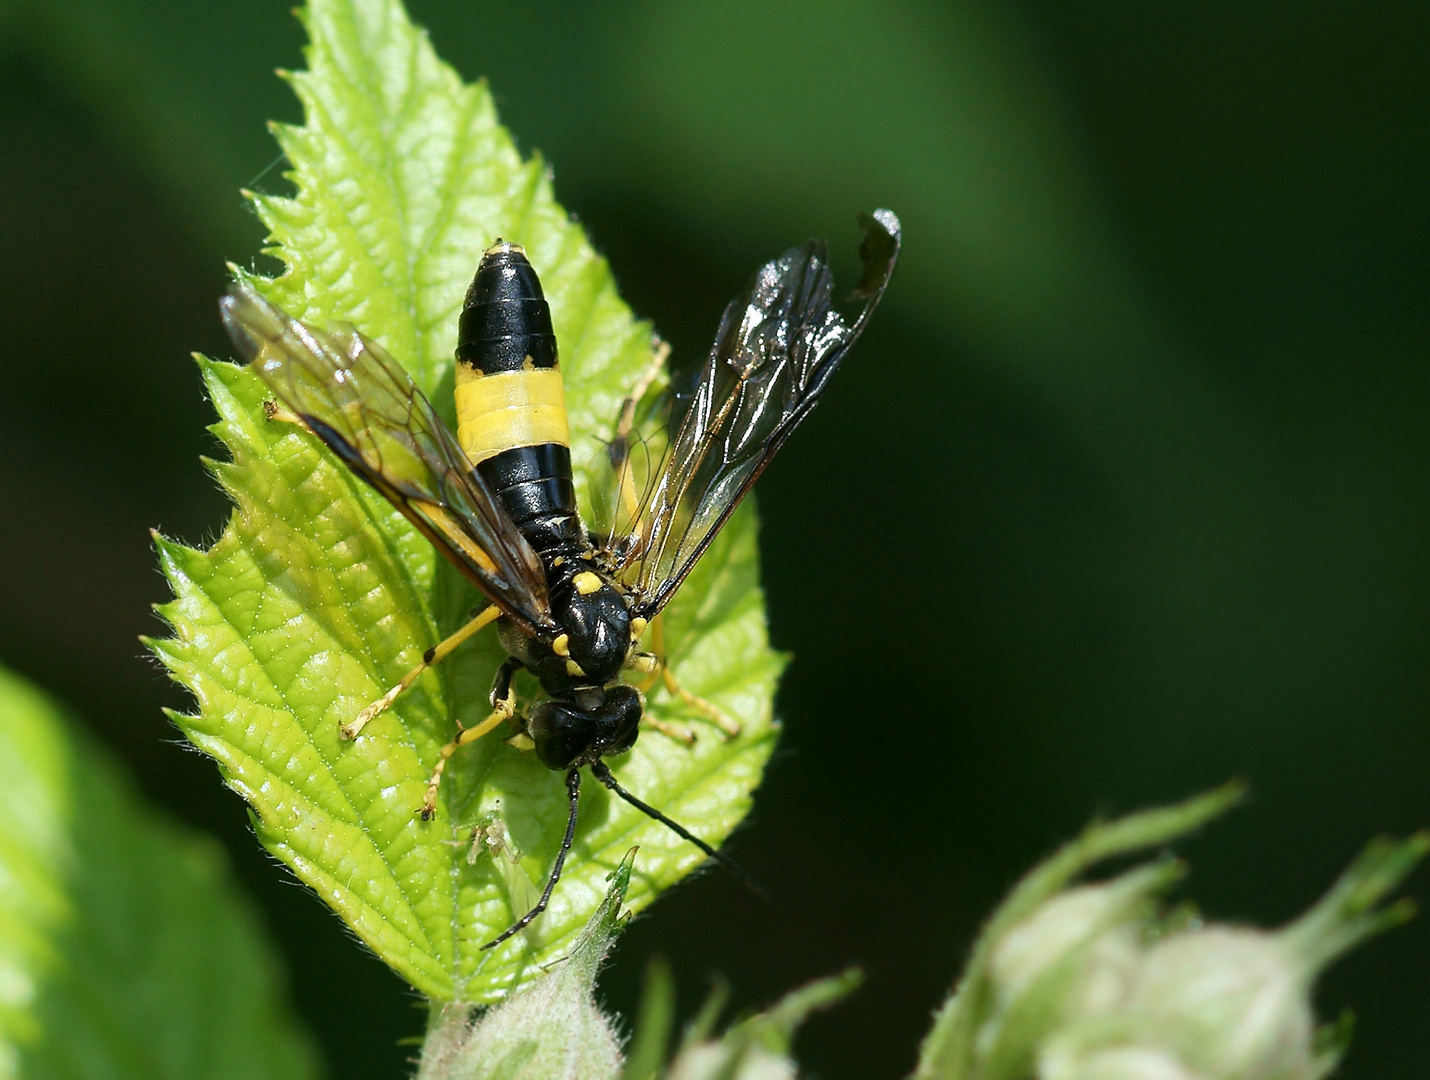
[639,705,696,746]
[482,767,582,950]
[638,614,741,739]
[610,339,669,527]
[623,649,661,690]
[420,657,523,820]
[342,604,503,740]
[660,664,740,738]
[622,644,696,745]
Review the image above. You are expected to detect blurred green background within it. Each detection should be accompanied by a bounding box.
[1,1,1427,1076]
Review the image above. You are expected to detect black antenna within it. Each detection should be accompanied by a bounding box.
[483,767,582,950]
[590,761,765,899]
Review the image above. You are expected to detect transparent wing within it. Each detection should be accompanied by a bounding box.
[607,209,901,616]
[220,283,554,634]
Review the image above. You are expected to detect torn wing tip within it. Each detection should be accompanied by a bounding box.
[850,208,901,300]
[867,207,901,239]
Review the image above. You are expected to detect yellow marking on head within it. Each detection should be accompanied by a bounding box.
[573,571,601,596]
[630,616,648,640]
[565,658,585,677]
[552,633,570,657]
[505,733,535,752]
[454,367,569,463]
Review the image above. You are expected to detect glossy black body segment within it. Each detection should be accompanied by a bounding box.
[475,443,583,556]
[456,243,559,372]
[527,684,642,771]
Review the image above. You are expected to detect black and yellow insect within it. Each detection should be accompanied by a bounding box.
[220,209,900,948]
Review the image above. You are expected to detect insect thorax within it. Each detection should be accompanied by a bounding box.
[498,559,633,694]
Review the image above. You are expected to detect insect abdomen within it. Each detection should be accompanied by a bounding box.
[456,243,583,554]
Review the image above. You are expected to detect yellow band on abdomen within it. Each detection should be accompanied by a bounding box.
[455,366,570,464]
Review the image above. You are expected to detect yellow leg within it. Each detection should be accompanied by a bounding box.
[421,687,516,820]
[625,650,661,692]
[611,340,670,528]
[660,665,741,739]
[615,339,669,453]
[642,712,696,746]
[618,653,695,743]
[342,605,502,740]
[628,614,741,740]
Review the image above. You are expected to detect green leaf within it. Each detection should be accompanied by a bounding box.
[658,969,862,1080]
[0,672,68,1078]
[1279,831,1430,974]
[0,663,318,1080]
[149,0,782,1003]
[912,783,1246,1080]
[617,958,675,1080]
[417,852,636,1080]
